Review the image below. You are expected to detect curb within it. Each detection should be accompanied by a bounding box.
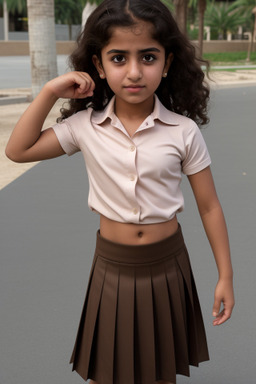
[0,95,29,105]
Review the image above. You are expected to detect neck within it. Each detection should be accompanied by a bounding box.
[114,95,155,121]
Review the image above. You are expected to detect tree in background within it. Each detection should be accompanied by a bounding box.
[197,0,207,57]
[82,0,103,27]
[188,0,207,58]
[173,0,188,34]
[232,0,256,61]
[27,0,58,98]
[55,0,84,40]
[161,0,174,11]
[205,2,247,40]
[0,0,26,13]
[0,0,26,40]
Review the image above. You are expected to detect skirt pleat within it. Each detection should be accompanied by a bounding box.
[134,265,156,384]
[92,263,119,384]
[70,225,209,384]
[176,250,209,366]
[165,259,190,376]
[71,256,106,381]
[151,262,176,383]
[115,266,135,384]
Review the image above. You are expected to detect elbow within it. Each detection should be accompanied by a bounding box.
[5,146,25,163]
[199,200,222,219]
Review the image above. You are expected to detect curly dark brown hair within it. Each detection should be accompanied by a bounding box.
[59,0,210,126]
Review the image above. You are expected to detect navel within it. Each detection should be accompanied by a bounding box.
[137,231,143,238]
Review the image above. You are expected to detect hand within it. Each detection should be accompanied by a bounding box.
[212,278,235,326]
[45,71,95,99]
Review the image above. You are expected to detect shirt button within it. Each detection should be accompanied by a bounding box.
[130,145,136,152]
[132,208,138,215]
[129,175,136,181]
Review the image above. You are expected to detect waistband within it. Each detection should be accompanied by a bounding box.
[95,224,185,265]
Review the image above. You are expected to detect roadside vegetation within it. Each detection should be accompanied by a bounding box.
[203,51,256,66]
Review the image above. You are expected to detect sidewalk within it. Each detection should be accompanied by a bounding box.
[1,69,256,190]
[0,98,64,190]
[208,68,256,87]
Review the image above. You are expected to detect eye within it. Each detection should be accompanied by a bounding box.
[112,55,126,63]
[143,54,156,63]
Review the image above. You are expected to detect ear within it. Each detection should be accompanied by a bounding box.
[92,54,106,79]
[163,52,173,76]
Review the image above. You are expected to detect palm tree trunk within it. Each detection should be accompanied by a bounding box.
[3,0,9,41]
[27,0,58,99]
[198,0,207,57]
[82,2,97,29]
[246,18,255,61]
[174,0,188,34]
[68,23,72,40]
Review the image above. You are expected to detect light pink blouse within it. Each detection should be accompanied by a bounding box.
[52,95,211,224]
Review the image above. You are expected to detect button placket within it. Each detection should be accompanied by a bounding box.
[126,142,140,220]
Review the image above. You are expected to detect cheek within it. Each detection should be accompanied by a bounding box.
[145,65,164,81]
[105,70,124,87]
[146,71,163,88]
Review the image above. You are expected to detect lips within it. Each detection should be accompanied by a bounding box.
[124,85,145,93]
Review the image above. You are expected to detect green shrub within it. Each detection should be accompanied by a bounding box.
[203,51,256,63]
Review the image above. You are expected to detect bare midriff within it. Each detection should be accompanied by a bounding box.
[100,215,179,245]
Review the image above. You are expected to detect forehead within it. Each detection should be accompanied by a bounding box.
[104,21,163,50]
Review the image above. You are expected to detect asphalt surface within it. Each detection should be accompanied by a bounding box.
[0,85,256,384]
[0,55,70,88]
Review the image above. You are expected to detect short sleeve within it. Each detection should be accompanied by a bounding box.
[52,119,80,156]
[182,121,211,175]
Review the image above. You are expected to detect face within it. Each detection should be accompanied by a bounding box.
[93,22,173,112]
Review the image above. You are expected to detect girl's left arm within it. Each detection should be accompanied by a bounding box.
[187,166,235,326]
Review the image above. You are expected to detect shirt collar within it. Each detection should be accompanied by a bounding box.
[91,95,180,126]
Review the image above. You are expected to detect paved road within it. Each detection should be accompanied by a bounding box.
[0,56,70,88]
[0,85,255,384]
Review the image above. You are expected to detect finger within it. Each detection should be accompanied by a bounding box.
[74,83,95,99]
[212,296,221,318]
[213,300,233,326]
[213,307,232,326]
[79,73,95,92]
[71,73,95,97]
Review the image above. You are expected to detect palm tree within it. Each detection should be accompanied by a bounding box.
[232,0,256,61]
[205,3,247,40]
[197,0,207,57]
[0,0,26,12]
[161,0,174,11]
[189,0,207,57]
[0,0,27,40]
[81,0,103,28]
[174,0,188,34]
[27,0,58,99]
[55,0,84,40]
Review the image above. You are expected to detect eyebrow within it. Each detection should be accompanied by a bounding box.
[106,48,161,55]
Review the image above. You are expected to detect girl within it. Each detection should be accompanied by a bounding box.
[5,1,234,384]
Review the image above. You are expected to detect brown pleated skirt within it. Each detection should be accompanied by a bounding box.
[70,225,209,384]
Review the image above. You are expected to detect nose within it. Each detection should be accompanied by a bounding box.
[127,59,142,81]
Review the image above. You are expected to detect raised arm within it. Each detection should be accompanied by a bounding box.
[188,166,235,326]
[5,72,95,163]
